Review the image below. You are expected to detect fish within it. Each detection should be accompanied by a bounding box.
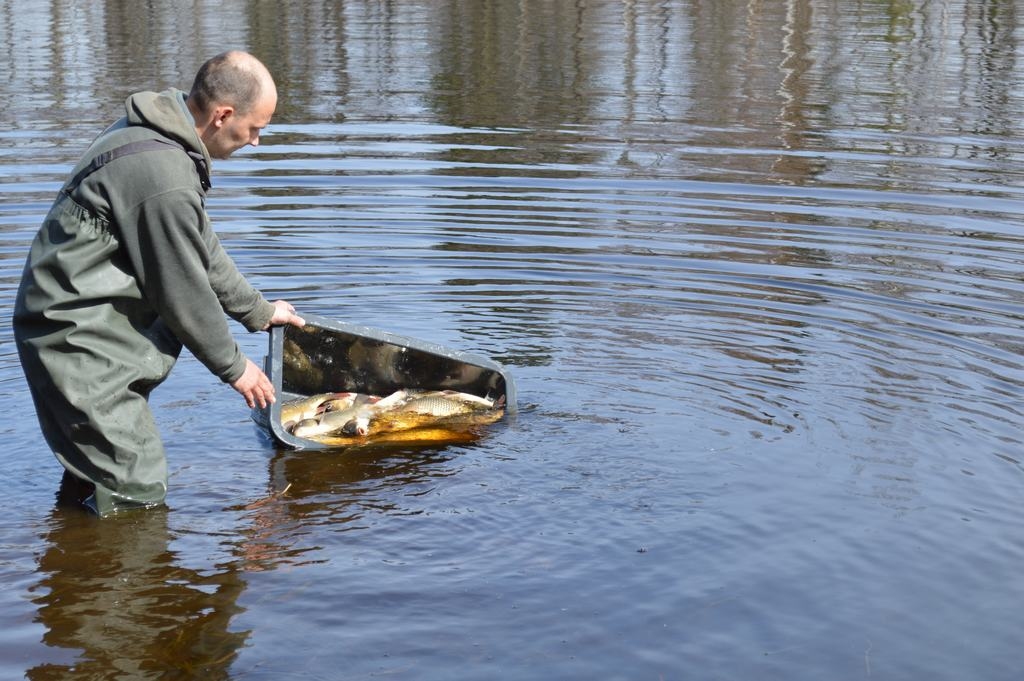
[291,400,367,439]
[321,393,360,413]
[291,417,320,434]
[341,390,503,437]
[287,389,505,441]
[359,405,505,437]
[333,389,415,436]
[290,390,411,439]
[398,390,499,417]
[280,392,352,430]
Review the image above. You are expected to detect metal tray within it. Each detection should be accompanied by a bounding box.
[252,313,516,450]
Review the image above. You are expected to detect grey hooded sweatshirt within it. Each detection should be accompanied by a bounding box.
[13,88,276,514]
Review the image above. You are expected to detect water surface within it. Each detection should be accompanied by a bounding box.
[2,1,1024,679]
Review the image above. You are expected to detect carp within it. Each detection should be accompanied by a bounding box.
[341,390,503,436]
[290,390,409,439]
[280,392,352,431]
[399,390,499,416]
[287,389,504,441]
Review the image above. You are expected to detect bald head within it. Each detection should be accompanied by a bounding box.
[188,50,276,116]
[187,51,278,159]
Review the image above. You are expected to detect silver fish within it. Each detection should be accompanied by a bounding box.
[342,390,502,436]
[291,390,410,438]
[280,392,351,430]
[398,390,497,417]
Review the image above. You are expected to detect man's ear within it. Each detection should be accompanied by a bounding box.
[213,106,235,128]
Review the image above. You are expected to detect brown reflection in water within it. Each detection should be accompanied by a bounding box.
[270,444,458,517]
[226,445,463,573]
[773,0,817,181]
[5,0,1020,190]
[27,504,247,681]
[27,445,461,676]
[2,0,1019,136]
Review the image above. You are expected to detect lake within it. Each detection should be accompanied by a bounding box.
[2,1,1023,679]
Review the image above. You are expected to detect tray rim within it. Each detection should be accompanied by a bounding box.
[253,313,517,450]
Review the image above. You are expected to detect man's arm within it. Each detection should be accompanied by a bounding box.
[230,301,305,409]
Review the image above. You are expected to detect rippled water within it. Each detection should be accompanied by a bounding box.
[2,1,1024,679]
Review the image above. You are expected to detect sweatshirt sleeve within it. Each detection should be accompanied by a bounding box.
[121,188,263,383]
[203,222,277,333]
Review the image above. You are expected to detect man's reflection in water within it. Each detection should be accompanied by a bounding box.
[27,477,249,681]
[28,446,464,679]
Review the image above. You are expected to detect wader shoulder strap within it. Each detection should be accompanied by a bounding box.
[65,137,211,193]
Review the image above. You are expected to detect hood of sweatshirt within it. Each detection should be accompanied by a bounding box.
[124,88,212,170]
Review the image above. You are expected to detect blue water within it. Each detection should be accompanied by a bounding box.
[2,1,1024,679]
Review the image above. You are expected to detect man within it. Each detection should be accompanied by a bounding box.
[13,51,305,516]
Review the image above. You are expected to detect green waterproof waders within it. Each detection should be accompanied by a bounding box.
[15,139,193,516]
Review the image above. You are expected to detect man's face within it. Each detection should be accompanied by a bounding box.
[204,92,276,160]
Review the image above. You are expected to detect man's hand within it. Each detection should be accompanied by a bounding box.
[264,300,305,329]
[232,358,275,409]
